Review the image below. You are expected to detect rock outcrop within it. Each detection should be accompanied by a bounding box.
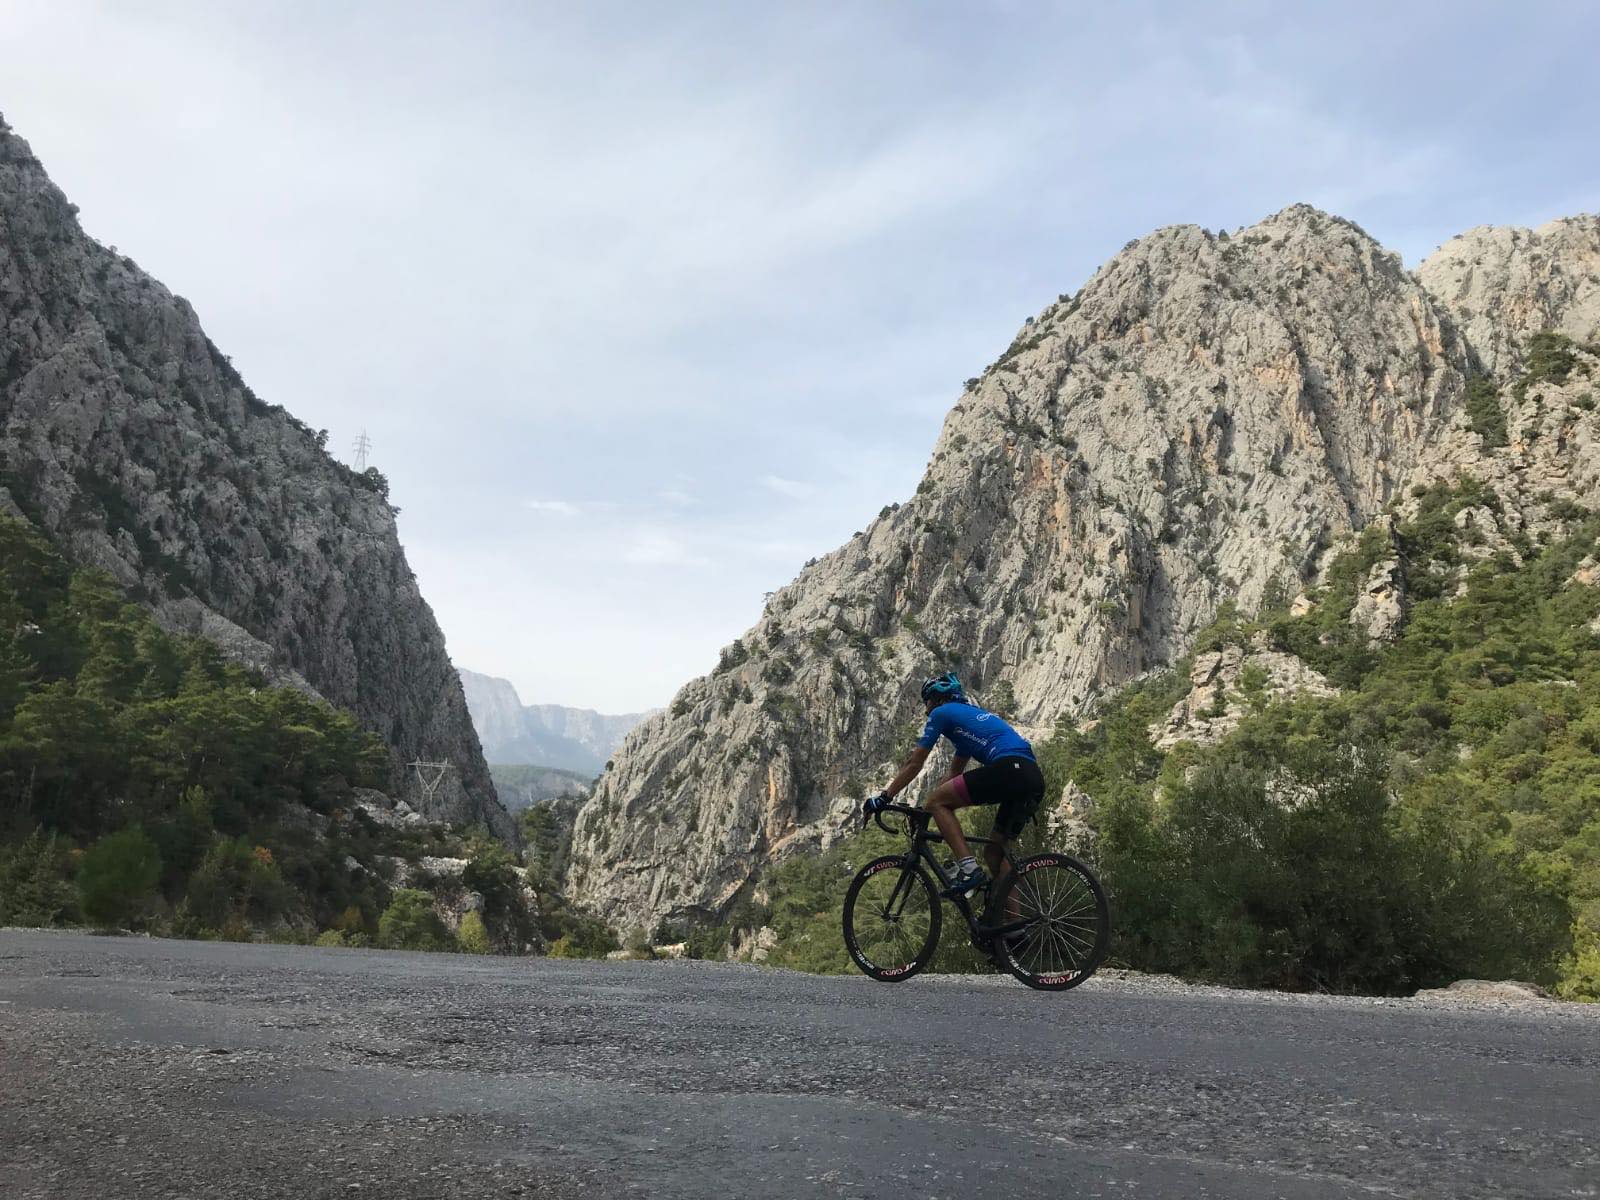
[570,204,1497,929]
[1150,640,1338,751]
[1417,216,1600,378]
[0,116,510,839]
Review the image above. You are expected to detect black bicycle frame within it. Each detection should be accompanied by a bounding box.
[873,804,1030,946]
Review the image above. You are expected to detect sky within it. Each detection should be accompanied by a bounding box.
[2,1,1597,711]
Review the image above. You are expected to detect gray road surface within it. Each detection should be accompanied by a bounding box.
[2,930,1597,1199]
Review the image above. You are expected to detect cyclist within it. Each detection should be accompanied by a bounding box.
[864,672,1044,897]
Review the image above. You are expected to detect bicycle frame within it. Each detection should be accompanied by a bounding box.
[872,804,1030,948]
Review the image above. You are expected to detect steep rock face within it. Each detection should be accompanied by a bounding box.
[458,669,648,771]
[569,205,1474,928]
[1418,216,1600,379]
[459,671,536,759]
[0,117,510,838]
[1401,217,1600,569]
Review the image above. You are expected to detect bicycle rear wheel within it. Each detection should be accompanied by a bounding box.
[842,856,941,982]
[991,852,1109,991]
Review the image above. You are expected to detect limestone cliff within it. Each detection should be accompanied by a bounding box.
[0,115,511,838]
[569,204,1508,928]
[1417,216,1600,378]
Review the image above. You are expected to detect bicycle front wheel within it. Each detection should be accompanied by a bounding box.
[992,852,1109,991]
[842,856,941,982]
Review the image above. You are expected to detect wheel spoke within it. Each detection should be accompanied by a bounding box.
[848,866,935,974]
[1002,858,1107,987]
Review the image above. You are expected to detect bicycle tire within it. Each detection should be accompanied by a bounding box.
[991,852,1109,991]
[842,856,941,982]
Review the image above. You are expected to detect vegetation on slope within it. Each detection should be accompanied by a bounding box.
[0,512,618,955]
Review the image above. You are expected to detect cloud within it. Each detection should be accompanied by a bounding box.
[621,531,709,567]
[762,474,814,500]
[524,500,582,516]
[9,1,1597,710]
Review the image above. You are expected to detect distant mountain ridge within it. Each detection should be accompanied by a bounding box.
[458,669,651,773]
[489,764,593,814]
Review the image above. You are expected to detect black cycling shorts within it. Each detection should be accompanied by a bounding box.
[951,756,1045,840]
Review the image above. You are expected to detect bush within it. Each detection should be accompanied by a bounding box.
[1094,748,1569,993]
[378,888,452,951]
[457,910,490,954]
[77,828,162,928]
[985,680,1017,721]
[1463,377,1507,448]
[184,838,293,929]
[0,828,77,927]
[539,902,618,957]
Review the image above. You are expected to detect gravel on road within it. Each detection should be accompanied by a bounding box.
[2,930,1596,1199]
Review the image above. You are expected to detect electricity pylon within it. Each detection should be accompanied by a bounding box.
[407,760,450,807]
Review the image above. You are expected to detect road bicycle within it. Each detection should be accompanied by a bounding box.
[843,800,1109,991]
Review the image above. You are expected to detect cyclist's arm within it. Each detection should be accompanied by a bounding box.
[947,755,969,780]
[883,746,931,799]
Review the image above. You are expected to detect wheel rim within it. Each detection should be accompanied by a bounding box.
[1004,860,1103,983]
[850,868,933,974]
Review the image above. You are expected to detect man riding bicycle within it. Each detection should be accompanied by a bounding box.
[863,672,1045,898]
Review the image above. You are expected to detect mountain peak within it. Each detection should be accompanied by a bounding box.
[1419,213,1600,377]
[566,205,1494,928]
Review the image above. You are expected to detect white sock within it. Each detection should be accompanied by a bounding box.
[957,856,978,876]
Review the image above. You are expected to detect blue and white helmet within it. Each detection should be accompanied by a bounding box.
[919,671,966,705]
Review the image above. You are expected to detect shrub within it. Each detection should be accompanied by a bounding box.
[547,935,580,958]
[378,888,452,951]
[1517,331,1578,395]
[1094,748,1568,993]
[184,838,293,929]
[1463,377,1507,448]
[985,680,1017,720]
[457,910,490,954]
[0,828,77,927]
[77,828,162,928]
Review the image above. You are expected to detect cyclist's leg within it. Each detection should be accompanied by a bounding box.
[983,761,1043,921]
[924,776,976,862]
[982,835,1009,882]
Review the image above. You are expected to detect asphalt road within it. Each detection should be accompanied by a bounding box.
[2,931,1597,1199]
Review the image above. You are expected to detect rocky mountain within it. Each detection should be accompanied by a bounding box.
[0,115,511,839]
[459,669,649,773]
[1417,216,1600,378]
[567,204,1600,931]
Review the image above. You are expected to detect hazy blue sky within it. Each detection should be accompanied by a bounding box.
[3,1,1597,710]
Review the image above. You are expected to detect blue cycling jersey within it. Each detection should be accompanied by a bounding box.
[916,701,1035,765]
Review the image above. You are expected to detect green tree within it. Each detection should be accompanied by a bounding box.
[77,828,162,928]
[378,888,452,951]
[184,838,293,930]
[0,828,76,926]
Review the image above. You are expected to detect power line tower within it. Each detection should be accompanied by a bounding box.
[352,430,372,470]
[407,760,451,809]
